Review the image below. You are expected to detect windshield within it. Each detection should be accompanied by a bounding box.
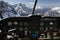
[36,0,60,17]
[0,0,60,20]
[0,0,35,19]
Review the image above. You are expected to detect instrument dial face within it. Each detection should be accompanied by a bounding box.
[14,21,18,25]
[19,27,23,31]
[8,21,12,26]
[19,22,23,26]
[40,22,45,26]
[24,22,29,26]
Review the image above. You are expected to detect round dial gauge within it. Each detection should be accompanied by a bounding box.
[8,21,12,26]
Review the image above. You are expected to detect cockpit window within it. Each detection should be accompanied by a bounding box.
[0,0,35,19]
[0,0,60,19]
[36,0,60,17]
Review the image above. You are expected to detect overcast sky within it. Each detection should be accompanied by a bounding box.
[3,0,60,8]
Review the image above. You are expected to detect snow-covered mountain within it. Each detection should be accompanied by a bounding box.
[35,8,50,15]
[12,3,32,16]
[13,3,49,16]
[0,1,18,19]
[44,7,60,17]
[0,1,48,18]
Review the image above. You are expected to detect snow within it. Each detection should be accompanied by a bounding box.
[58,10,60,13]
[44,7,60,17]
[52,7,60,11]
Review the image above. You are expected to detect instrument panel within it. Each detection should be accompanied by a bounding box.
[0,15,60,40]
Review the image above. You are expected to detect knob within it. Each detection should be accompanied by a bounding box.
[50,22,53,25]
[40,22,44,26]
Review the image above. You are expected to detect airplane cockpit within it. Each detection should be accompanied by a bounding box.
[0,0,60,40]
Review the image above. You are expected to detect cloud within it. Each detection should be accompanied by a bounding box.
[36,3,42,9]
[26,2,34,8]
[26,2,42,9]
[3,0,21,5]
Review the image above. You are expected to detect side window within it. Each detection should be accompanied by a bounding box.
[35,0,60,17]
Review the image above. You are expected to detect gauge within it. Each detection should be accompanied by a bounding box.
[19,22,23,26]
[8,21,12,26]
[40,22,45,26]
[24,27,28,31]
[19,27,23,31]
[14,21,18,25]
[24,22,29,26]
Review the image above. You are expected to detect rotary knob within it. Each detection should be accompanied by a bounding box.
[40,22,44,26]
[50,22,53,25]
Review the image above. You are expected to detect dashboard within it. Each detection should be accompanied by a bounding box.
[0,15,60,40]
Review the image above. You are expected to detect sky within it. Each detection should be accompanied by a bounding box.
[38,0,60,8]
[2,0,60,8]
[3,0,35,5]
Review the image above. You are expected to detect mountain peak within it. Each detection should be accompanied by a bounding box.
[52,7,60,11]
